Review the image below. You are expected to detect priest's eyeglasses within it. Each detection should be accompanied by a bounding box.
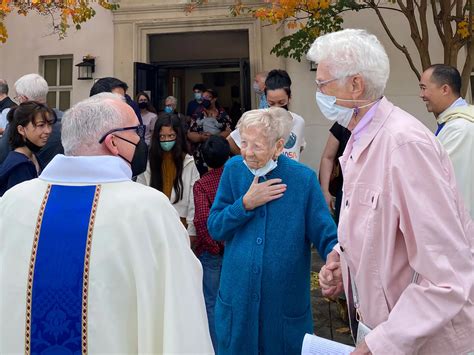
[98,125,146,144]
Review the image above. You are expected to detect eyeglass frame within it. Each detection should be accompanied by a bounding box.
[98,124,146,144]
[314,77,342,92]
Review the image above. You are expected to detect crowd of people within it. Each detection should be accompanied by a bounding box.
[0,28,472,355]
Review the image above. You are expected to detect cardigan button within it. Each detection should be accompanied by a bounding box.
[252,265,260,274]
[260,210,265,217]
[256,237,263,245]
[252,293,260,302]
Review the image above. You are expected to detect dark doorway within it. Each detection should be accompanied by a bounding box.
[134,30,251,126]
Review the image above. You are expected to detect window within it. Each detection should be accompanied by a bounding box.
[41,55,73,111]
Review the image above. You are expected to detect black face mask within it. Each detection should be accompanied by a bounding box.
[138,102,148,109]
[115,136,149,176]
[202,99,212,109]
[25,138,42,153]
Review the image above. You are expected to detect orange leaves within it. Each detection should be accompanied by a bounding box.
[0,0,119,42]
[457,19,470,39]
[253,0,328,25]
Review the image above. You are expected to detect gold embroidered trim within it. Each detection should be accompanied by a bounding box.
[25,184,52,355]
[81,184,101,355]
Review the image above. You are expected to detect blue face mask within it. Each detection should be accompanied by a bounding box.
[164,106,173,114]
[243,158,278,177]
[315,92,355,128]
[315,92,377,128]
[160,140,176,152]
[194,92,202,102]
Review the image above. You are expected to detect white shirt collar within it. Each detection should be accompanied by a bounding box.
[39,155,132,184]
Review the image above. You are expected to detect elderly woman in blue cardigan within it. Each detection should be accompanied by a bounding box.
[208,107,338,354]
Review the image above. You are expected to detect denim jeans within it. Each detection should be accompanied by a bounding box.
[198,252,223,352]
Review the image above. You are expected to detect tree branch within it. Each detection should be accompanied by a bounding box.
[368,0,421,78]
[431,0,445,44]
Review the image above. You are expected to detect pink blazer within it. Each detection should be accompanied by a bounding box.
[337,97,473,354]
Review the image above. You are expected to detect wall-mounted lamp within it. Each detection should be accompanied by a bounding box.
[310,61,317,71]
[75,56,95,80]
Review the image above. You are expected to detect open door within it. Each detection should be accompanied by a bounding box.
[134,62,169,110]
[239,58,251,114]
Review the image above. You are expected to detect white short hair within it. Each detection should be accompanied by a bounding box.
[165,96,177,106]
[14,74,49,102]
[307,29,389,100]
[238,107,293,146]
[61,93,128,155]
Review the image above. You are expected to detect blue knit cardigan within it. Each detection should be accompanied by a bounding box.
[208,155,338,355]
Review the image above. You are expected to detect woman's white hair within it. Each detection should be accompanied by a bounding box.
[306,29,389,100]
[14,74,49,102]
[238,107,293,146]
[62,93,128,155]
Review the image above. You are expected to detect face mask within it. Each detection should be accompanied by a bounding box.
[138,102,148,109]
[202,99,211,109]
[115,136,148,176]
[194,92,202,102]
[160,140,176,152]
[253,82,263,95]
[315,92,377,128]
[243,157,278,177]
[25,137,42,153]
[164,106,173,114]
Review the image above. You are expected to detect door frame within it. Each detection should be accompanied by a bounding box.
[114,13,262,109]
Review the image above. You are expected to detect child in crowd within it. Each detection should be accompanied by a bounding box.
[193,135,230,353]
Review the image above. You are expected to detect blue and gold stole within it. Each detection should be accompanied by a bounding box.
[25,184,101,355]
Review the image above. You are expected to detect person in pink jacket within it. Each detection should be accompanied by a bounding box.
[308,29,473,355]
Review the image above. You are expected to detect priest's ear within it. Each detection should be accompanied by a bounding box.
[102,134,120,156]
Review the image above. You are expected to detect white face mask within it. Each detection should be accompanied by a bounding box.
[316,92,377,128]
[243,158,278,177]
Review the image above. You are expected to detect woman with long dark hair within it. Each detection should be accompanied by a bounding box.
[138,114,200,243]
[0,101,55,196]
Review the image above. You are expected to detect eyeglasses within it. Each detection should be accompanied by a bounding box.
[315,77,341,92]
[98,124,146,143]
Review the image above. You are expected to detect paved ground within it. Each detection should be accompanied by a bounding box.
[311,250,354,346]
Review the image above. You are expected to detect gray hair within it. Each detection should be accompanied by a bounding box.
[14,73,49,102]
[306,29,389,100]
[165,96,177,106]
[0,79,8,95]
[62,93,127,155]
[238,107,293,146]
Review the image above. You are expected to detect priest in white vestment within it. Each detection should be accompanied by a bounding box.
[0,93,214,354]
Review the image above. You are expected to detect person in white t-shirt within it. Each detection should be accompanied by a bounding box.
[228,69,306,160]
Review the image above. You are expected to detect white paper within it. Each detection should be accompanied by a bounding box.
[302,333,355,355]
